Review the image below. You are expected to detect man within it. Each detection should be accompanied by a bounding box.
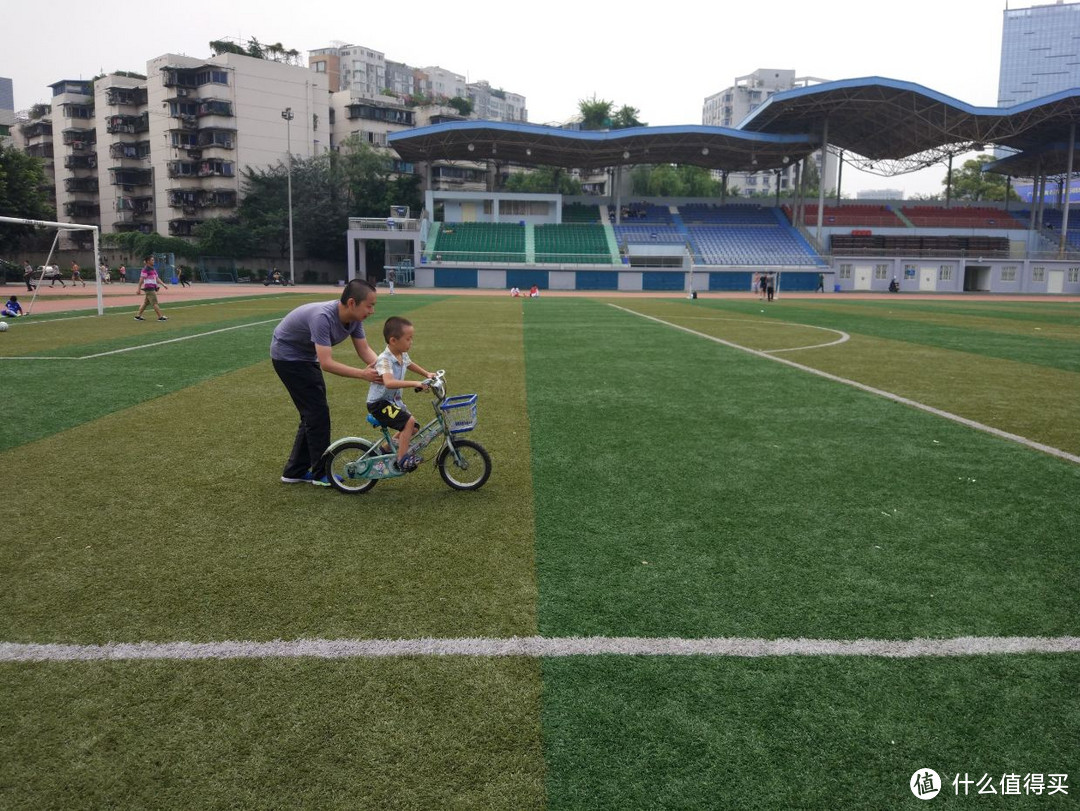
[23,261,34,292]
[270,278,382,486]
[134,256,168,321]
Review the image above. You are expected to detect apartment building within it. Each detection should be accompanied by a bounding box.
[468,80,527,123]
[703,68,834,197]
[51,79,99,247]
[148,52,328,237]
[13,103,56,213]
[37,53,327,243]
[310,44,385,97]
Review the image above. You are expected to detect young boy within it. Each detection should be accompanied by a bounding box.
[366,316,433,472]
[2,295,23,317]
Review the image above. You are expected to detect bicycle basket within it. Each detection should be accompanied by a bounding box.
[440,394,478,434]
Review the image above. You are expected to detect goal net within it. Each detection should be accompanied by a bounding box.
[0,215,104,316]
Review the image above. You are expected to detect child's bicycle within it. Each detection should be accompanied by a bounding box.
[322,370,491,494]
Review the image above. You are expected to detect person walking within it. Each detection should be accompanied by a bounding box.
[71,262,86,287]
[134,256,168,321]
[23,261,35,292]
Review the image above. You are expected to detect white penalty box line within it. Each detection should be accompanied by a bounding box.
[2,635,1079,662]
[0,318,280,361]
[608,304,1080,466]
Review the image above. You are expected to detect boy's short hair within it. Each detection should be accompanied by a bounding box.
[383,316,412,342]
[341,278,376,305]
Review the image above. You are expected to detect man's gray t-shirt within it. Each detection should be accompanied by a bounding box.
[270,300,365,362]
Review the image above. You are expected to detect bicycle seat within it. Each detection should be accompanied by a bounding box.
[366,414,381,428]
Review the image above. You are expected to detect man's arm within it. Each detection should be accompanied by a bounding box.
[315,342,381,382]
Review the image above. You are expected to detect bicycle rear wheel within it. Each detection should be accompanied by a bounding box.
[327,439,379,494]
[436,439,491,491]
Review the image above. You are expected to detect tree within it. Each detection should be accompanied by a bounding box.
[611,105,645,129]
[503,166,582,195]
[629,164,725,197]
[943,155,1021,202]
[0,146,56,253]
[447,96,473,116]
[578,96,614,130]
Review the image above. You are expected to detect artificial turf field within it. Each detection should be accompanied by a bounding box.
[1,292,1077,809]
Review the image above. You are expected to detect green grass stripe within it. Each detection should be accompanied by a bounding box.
[524,298,1080,639]
[0,296,434,452]
[542,655,1078,809]
[630,299,1080,457]
[1,657,544,810]
[709,300,1080,373]
[0,298,538,643]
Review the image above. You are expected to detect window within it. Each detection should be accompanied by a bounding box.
[1001,266,1017,281]
[839,264,852,279]
[874,264,889,280]
[314,61,327,73]
[938,265,953,281]
[1069,267,1079,282]
[1032,266,1045,282]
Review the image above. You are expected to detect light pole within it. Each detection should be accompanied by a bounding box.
[281,107,295,285]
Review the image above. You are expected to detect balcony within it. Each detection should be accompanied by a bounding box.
[197,128,236,150]
[64,201,100,219]
[26,144,54,159]
[116,196,153,217]
[109,141,151,161]
[105,87,148,107]
[61,127,95,146]
[105,113,149,135]
[64,177,99,194]
[168,219,202,237]
[162,69,199,89]
[197,100,233,118]
[64,154,97,170]
[20,121,53,139]
[109,168,152,187]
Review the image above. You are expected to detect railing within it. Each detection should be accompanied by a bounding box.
[350,217,421,232]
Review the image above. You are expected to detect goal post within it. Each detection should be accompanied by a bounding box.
[0,215,104,316]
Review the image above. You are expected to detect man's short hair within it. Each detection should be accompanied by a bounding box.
[341,278,376,305]
[383,316,412,342]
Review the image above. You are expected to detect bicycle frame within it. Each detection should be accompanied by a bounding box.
[323,370,468,481]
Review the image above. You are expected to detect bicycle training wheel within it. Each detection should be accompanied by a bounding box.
[327,439,379,494]
[436,439,491,491]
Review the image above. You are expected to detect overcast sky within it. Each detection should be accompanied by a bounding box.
[1,0,1011,195]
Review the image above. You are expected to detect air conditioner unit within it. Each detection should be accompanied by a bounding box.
[177,89,188,97]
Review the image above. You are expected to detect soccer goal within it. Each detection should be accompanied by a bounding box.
[0,215,104,316]
[198,256,238,283]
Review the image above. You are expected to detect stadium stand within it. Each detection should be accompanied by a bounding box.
[613,225,687,245]
[785,204,905,228]
[429,223,526,263]
[680,203,778,225]
[608,202,674,224]
[1021,209,1080,249]
[688,223,823,266]
[830,233,1010,257]
[900,206,1028,228]
[534,223,613,264]
[562,202,603,223]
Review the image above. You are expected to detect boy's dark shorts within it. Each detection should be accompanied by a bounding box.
[368,399,413,431]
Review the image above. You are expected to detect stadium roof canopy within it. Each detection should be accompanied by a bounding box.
[388,121,818,173]
[389,77,1080,178]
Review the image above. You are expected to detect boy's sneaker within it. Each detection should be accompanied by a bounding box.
[396,453,422,472]
[310,475,333,487]
[158,316,168,321]
[134,315,145,321]
[281,472,314,484]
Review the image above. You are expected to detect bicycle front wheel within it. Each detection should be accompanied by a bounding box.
[436,439,491,491]
[327,439,378,494]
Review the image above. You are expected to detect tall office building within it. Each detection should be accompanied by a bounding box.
[998,1,1080,106]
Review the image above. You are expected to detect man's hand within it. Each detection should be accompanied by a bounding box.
[358,366,382,383]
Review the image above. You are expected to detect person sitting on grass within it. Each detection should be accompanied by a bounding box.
[2,295,23,317]
[366,316,434,472]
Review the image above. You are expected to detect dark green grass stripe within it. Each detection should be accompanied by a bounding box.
[708,300,1080,372]
[542,655,1078,810]
[1,657,545,810]
[0,297,430,452]
[795,298,1080,325]
[524,299,1080,640]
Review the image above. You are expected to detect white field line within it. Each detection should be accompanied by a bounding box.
[673,314,850,353]
[2,635,1078,662]
[11,297,288,327]
[0,318,279,361]
[608,303,1080,465]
